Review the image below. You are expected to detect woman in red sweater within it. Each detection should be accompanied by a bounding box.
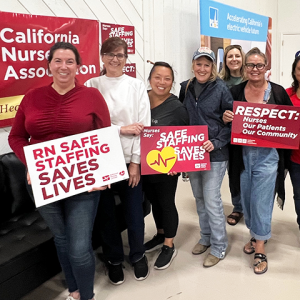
[287,55,300,230]
[9,42,111,300]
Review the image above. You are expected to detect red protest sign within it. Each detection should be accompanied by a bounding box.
[123,63,136,78]
[0,11,100,127]
[101,23,135,54]
[231,101,300,149]
[141,126,210,175]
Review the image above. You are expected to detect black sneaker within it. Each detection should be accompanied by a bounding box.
[107,262,125,285]
[133,256,149,281]
[144,234,165,253]
[154,245,177,270]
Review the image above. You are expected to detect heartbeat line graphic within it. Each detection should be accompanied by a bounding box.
[150,153,176,167]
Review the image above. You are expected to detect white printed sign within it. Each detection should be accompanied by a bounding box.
[24,127,128,207]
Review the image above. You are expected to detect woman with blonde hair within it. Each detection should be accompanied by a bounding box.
[219,44,246,88]
[179,47,233,268]
[219,44,246,226]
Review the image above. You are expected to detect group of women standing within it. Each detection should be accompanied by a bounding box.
[8,36,300,299]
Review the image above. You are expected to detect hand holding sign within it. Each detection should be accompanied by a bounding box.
[88,184,110,192]
[203,140,215,152]
[231,102,300,149]
[24,127,128,207]
[141,126,210,175]
[223,110,234,124]
[121,122,144,136]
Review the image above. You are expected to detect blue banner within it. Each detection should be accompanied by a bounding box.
[200,0,269,42]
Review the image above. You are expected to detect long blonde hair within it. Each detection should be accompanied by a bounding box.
[219,45,246,81]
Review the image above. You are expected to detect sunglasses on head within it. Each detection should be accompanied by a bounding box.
[225,44,242,51]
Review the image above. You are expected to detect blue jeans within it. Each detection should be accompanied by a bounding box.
[38,192,100,300]
[240,146,278,240]
[288,160,300,229]
[99,178,145,264]
[188,161,228,259]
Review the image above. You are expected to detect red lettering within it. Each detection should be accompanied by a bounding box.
[75,150,84,160]
[80,136,90,147]
[58,180,71,193]
[77,161,88,174]
[55,155,67,167]
[88,158,99,171]
[52,169,66,182]
[85,173,96,185]
[71,140,81,150]
[66,152,75,163]
[44,145,56,157]
[33,148,44,159]
[42,187,53,200]
[60,142,69,152]
[90,135,99,145]
[39,172,51,185]
[54,183,59,196]
[73,176,85,189]
[100,144,110,153]
[36,160,45,171]
[62,164,75,177]
[45,157,54,168]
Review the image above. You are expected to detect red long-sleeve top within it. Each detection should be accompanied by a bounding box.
[9,83,111,165]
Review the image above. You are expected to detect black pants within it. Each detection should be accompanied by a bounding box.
[99,178,145,264]
[143,175,179,238]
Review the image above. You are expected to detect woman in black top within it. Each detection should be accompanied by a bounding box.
[143,62,189,270]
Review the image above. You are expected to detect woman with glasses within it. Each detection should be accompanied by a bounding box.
[85,37,151,284]
[219,44,246,226]
[286,56,300,230]
[223,47,292,274]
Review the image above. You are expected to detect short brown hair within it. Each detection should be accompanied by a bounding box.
[100,37,128,57]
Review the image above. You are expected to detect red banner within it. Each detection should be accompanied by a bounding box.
[101,22,135,54]
[0,11,100,127]
[123,63,136,78]
[141,126,210,175]
[231,102,300,149]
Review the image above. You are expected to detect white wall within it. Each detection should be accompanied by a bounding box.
[277,0,300,88]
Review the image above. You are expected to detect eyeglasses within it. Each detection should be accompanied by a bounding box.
[245,63,265,70]
[103,52,127,60]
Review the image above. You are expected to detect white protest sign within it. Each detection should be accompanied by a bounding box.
[24,127,128,207]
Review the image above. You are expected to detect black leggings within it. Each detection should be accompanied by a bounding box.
[143,175,179,238]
